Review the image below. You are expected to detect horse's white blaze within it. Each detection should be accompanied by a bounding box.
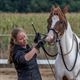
[51,15,59,28]
[46,15,59,42]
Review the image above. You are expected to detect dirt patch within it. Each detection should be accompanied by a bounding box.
[0,68,55,80]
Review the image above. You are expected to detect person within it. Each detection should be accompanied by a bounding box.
[8,28,45,80]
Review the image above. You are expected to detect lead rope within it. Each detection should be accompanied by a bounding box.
[42,45,58,57]
[59,34,78,71]
[42,46,55,80]
[31,23,55,79]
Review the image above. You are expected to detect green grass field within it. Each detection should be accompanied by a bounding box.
[0,13,48,34]
[66,13,80,37]
[0,13,80,36]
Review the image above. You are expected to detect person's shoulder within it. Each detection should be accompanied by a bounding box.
[14,44,20,50]
[13,44,23,54]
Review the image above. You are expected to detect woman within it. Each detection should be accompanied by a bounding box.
[8,28,44,80]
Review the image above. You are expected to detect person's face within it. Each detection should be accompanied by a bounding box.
[16,31,28,47]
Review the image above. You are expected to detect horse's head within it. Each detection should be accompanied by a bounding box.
[46,5,68,43]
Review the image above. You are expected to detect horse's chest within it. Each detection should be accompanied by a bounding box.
[55,53,80,79]
[55,56,74,79]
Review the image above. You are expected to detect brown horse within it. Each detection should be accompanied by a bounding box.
[45,5,80,80]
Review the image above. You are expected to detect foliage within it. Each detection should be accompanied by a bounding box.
[0,0,80,12]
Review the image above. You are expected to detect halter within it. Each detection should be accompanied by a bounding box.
[49,28,61,42]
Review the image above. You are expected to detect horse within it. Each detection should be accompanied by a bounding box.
[45,6,80,80]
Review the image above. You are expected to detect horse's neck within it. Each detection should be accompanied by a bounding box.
[57,22,73,54]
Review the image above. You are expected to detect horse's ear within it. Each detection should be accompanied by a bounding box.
[50,5,60,14]
[62,5,68,14]
[51,4,59,11]
[51,5,54,12]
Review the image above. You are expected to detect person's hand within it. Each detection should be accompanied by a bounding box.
[35,39,46,49]
[34,33,41,43]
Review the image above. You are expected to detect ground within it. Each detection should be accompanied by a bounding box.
[0,68,55,80]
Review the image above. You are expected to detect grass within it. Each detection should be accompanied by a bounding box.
[0,13,48,34]
[0,13,80,59]
[66,13,80,37]
[0,13,80,36]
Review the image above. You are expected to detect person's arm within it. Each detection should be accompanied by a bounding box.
[24,47,38,61]
[25,39,45,61]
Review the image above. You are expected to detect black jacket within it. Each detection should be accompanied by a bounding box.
[13,44,42,80]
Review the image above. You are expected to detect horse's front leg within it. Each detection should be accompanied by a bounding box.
[55,73,62,80]
[54,56,64,80]
[54,65,63,80]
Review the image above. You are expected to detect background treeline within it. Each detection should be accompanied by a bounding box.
[0,0,80,13]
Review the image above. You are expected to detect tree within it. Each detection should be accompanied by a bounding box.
[0,0,80,12]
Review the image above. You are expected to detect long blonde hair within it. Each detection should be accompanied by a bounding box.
[8,28,23,64]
